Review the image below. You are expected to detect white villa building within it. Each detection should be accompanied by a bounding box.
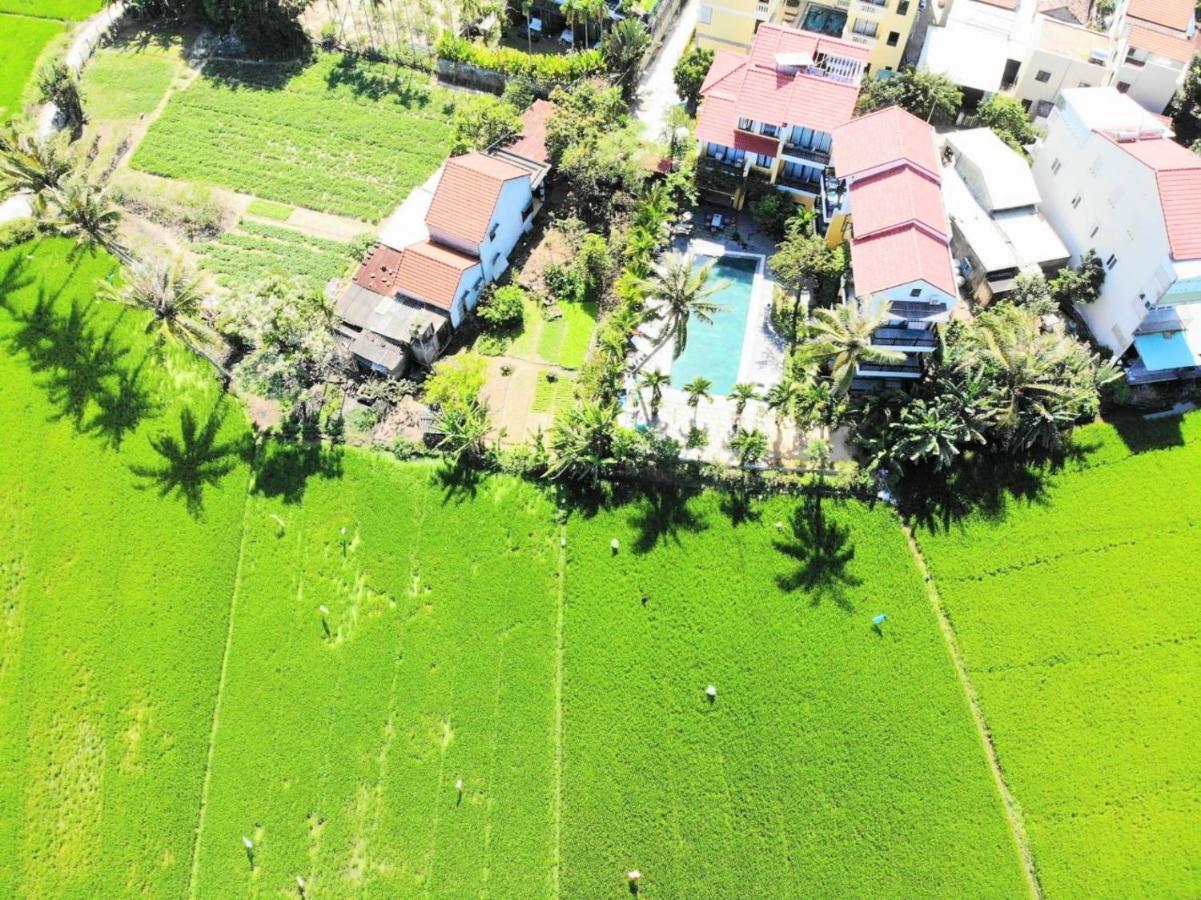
[1031,87,1201,383]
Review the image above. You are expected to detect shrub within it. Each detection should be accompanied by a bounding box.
[749,191,798,240]
[111,174,228,240]
[502,75,537,111]
[436,34,604,84]
[544,262,586,304]
[478,283,527,327]
[0,217,39,250]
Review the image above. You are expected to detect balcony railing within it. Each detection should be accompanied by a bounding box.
[775,172,822,195]
[854,0,887,14]
[782,143,831,166]
[871,327,938,350]
[847,31,878,45]
[756,1,770,15]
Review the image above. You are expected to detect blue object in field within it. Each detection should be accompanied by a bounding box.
[872,613,888,626]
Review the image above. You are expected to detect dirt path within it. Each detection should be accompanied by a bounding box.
[901,522,1044,900]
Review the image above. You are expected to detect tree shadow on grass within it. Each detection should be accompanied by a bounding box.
[774,494,859,613]
[323,54,447,111]
[1,280,159,450]
[130,401,246,519]
[1108,408,1185,453]
[717,475,763,527]
[433,457,485,505]
[625,482,709,553]
[898,452,1061,533]
[252,428,344,505]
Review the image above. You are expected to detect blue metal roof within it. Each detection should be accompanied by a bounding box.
[1134,330,1197,372]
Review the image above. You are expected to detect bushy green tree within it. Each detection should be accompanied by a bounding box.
[976,94,1041,151]
[1169,55,1201,144]
[1051,250,1105,313]
[450,95,522,155]
[673,45,714,113]
[37,63,85,137]
[856,69,962,125]
[603,18,651,98]
[1008,273,1058,317]
[770,213,847,350]
[477,284,527,327]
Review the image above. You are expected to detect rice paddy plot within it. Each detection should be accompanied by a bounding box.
[509,300,598,370]
[191,454,560,897]
[193,220,357,294]
[560,492,1028,897]
[917,414,1201,898]
[0,14,64,120]
[0,239,253,897]
[132,54,457,221]
[530,372,576,415]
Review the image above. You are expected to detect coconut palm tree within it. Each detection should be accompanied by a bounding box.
[885,394,979,471]
[522,0,535,50]
[729,427,768,470]
[100,254,231,384]
[683,376,712,423]
[763,377,801,434]
[730,382,759,422]
[660,104,693,164]
[547,400,618,486]
[437,399,491,462]
[804,299,905,397]
[0,123,74,198]
[603,18,651,97]
[639,251,727,361]
[561,0,582,47]
[42,174,123,259]
[639,369,670,420]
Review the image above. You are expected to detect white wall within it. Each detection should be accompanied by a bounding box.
[1109,58,1183,115]
[478,176,534,282]
[448,264,485,328]
[871,278,960,317]
[1016,49,1107,119]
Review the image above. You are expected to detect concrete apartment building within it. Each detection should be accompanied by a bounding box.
[1031,88,1201,383]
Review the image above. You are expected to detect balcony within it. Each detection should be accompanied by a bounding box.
[884,300,948,320]
[847,31,878,45]
[856,356,924,378]
[853,0,887,14]
[781,142,831,166]
[775,171,822,195]
[871,326,938,352]
[756,0,770,15]
[698,157,747,189]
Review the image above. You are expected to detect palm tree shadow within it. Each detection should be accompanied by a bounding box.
[773,495,859,613]
[434,457,484,505]
[626,483,708,553]
[718,475,763,526]
[252,426,344,505]
[130,401,244,519]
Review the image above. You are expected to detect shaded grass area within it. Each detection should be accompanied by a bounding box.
[0,239,251,896]
[193,220,357,294]
[560,491,1028,897]
[0,14,64,120]
[508,299,597,370]
[917,415,1201,898]
[132,54,457,221]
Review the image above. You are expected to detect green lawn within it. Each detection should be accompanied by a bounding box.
[193,220,359,294]
[132,54,457,221]
[80,43,181,122]
[916,416,1201,898]
[245,198,293,221]
[509,299,598,370]
[0,239,252,896]
[0,14,64,120]
[0,0,99,17]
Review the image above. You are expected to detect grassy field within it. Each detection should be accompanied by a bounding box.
[916,416,1201,898]
[193,220,359,294]
[0,0,99,17]
[245,198,293,221]
[0,14,65,120]
[509,299,598,370]
[80,42,182,122]
[132,54,457,221]
[0,239,251,896]
[561,492,1027,897]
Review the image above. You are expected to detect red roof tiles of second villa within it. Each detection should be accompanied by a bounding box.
[849,167,948,240]
[850,226,957,296]
[832,106,939,179]
[1127,23,1197,62]
[1127,0,1194,32]
[394,241,479,310]
[425,152,528,245]
[695,95,784,157]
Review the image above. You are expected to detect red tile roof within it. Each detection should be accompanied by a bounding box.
[1126,0,1194,31]
[394,240,479,310]
[505,99,553,164]
[696,24,866,153]
[425,152,528,245]
[850,227,958,296]
[695,95,782,157]
[849,168,947,239]
[833,106,940,179]
[1110,135,1201,260]
[353,244,406,295]
[1127,23,1197,62]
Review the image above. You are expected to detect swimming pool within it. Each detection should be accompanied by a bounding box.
[669,254,758,396]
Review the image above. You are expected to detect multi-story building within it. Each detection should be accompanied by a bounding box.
[826,106,962,385]
[695,0,919,74]
[1031,87,1201,383]
[1106,0,1197,114]
[1014,16,1111,122]
[695,24,867,209]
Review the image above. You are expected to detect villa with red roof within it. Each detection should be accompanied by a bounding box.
[827,106,960,383]
[335,103,551,376]
[1032,87,1201,382]
[695,24,868,210]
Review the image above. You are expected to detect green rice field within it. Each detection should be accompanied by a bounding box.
[193,220,359,294]
[0,13,64,120]
[916,417,1201,897]
[132,54,457,221]
[80,42,182,123]
[0,0,99,18]
[2,237,1198,897]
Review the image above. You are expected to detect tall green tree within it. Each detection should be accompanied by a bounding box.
[803,300,905,397]
[730,382,759,421]
[683,375,712,420]
[729,427,768,469]
[673,45,714,113]
[43,175,122,258]
[639,251,727,359]
[547,400,619,486]
[975,94,1041,151]
[770,213,847,351]
[604,19,651,98]
[856,69,962,124]
[639,369,670,420]
[0,123,74,197]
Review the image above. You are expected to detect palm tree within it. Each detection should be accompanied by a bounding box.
[730,382,759,422]
[561,0,581,47]
[580,0,606,47]
[522,0,534,50]
[639,369,670,420]
[660,104,692,164]
[639,252,727,361]
[885,395,978,471]
[603,18,651,97]
[99,254,231,384]
[763,377,801,434]
[728,427,768,470]
[683,376,712,423]
[547,400,618,486]
[804,299,905,397]
[0,124,74,198]
[437,399,491,462]
[43,175,123,259]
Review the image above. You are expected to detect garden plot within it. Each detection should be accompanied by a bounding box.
[560,493,1028,897]
[917,415,1201,898]
[508,298,598,371]
[132,54,457,221]
[0,14,64,119]
[193,220,358,294]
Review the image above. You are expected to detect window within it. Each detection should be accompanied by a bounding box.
[887,30,900,46]
[852,19,878,37]
[909,288,922,297]
[1070,194,1082,209]
[754,152,774,167]
[1036,100,1054,118]
[760,122,779,137]
[1034,69,1051,83]
[738,117,753,131]
[698,4,712,22]
[1021,98,1032,111]
[897,0,909,13]
[1050,158,1062,174]
[491,252,500,265]
[1116,81,1130,93]
[488,222,498,240]
[1105,254,1117,270]
[1088,225,1099,239]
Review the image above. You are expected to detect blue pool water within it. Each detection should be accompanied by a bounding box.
[669,254,758,396]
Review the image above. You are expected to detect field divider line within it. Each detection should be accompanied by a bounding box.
[901,522,1045,900]
[552,525,567,898]
[186,462,256,898]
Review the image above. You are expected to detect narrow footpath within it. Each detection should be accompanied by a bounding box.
[634,0,699,140]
